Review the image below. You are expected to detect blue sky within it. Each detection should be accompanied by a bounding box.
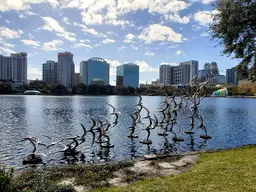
[0,0,238,85]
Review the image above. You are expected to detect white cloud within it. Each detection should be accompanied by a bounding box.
[202,0,215,4]
[0,0,59,12]
[28,67,42,80]
[165,14,190,24]
[73,43,92,49]
[61,0,190,27]
[24,11,37,16]
[80,39,91,43]
[194,10,218,26]
[20,39,40,47]
[176,50,182,55]
[41,16,65,33]
[42,39,63,51]
[28,33,34,39]
[105,19,131,26]
[81,12,103,25]
[62,17,71,25]
[41,17,76,41]
[74,22,104,36]
[124,33,136,43]
[107,31,118,36]
[19,14,27,19]
[0,46,15,54]
[145,51,155,56]
[135,61,158,72]
[102,38,115,44]
[201,32,209,36]
[105,59,121,67]
[0,26,23,39]
[4,43,15,48]
[138,24,183,44]
[94,44,102,47]
[56,31,76,42]
[160,62,178,66]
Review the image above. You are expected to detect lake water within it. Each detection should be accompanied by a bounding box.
[0,95,255,169]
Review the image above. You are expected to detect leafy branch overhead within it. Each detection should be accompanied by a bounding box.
[210,0,256,81]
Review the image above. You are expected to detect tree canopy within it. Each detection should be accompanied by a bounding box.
[210,0,256,81]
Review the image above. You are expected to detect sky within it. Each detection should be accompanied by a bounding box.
[0,0,238,85]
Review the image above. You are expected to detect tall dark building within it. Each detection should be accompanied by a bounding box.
[226,67,238,85]
[0,52,27,87]
[42,60,57,85]
[204,62,219,76]
[57,52,74,88]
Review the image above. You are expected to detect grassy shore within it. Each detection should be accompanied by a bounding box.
[3,146,256,192]
[95,146,256,192]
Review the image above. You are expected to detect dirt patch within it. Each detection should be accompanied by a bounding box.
[107,153,200,187]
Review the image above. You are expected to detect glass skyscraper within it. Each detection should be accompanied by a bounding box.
[80,57,109,85]
[116,63,139,88]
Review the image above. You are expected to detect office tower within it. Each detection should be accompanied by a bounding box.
[116,63,139,88]
[204,62,219,76]
[80,57,109,85]
[57,52,74,88]
[172,65,190,85]
[74,73,80,86]
[198,70,209,83]
[180,60,199,84]
[42,60,57,85]
[226,67,238,85]
[159,64,171,85]
[0,52,27,87]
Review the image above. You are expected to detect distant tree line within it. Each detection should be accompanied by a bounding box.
[0,80,255,96]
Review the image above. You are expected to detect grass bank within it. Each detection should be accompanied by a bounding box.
[95,146,256,192]
[3,146,256,192]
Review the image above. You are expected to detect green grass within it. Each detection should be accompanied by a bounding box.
[94,146,256,192]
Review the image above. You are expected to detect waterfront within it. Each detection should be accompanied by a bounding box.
[0,95,255,169]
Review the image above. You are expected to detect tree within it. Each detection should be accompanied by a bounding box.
[210,0,256,81]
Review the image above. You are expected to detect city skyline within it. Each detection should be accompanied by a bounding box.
[0,0,239,85]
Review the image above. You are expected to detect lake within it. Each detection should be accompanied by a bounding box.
[0,95,255,169]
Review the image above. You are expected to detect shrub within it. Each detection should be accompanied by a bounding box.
[0,164,14,190]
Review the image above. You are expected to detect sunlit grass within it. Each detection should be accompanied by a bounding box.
[95,146,256,192]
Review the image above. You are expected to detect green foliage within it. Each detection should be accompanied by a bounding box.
[210,0,256,81]
[9,161,134,192]
[0,164,14,190]
[0,83,13,94]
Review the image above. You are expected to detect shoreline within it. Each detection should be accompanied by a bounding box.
[0,93,255,98]
[7,144,256,192]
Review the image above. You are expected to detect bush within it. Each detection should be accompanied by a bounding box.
[0,164,14,190]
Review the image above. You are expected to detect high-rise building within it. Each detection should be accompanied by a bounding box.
[180,60,199,84]
[203,62,219,76]
[80,57,109,85]
[57,52,74,88]
[172,65,190,85]
[42,60,57,85]
[159,64,171,85]
[116,63,139,88]
[226,67,238,85]
[0,52,27,87]
[74,73,80,86]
